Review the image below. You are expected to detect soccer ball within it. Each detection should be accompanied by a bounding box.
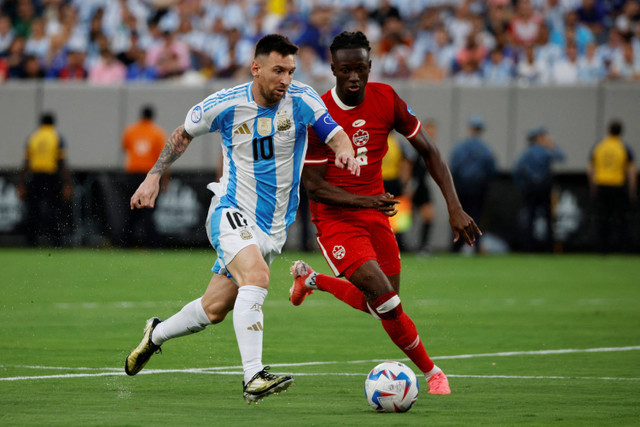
[364,361,419,413]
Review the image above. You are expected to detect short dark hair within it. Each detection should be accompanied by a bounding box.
[254,34,298,58]
[609,120,623,136]
[330,31,371,56]
[141,105,155,120]
[40,112,55,125]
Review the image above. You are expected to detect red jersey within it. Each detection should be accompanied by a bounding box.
[306,82,421,220]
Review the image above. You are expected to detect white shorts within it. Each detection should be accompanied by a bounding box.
[205,183,286,277]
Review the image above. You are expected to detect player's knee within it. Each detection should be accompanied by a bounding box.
[203,301,232,324]
[372,291,403,320]
[237,266,270,288]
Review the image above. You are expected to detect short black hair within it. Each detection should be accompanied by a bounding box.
[40,112,55,125]
[609,119,623,136]
[254,34,298,58]
[330,31,371,56]
[141,105,155,120]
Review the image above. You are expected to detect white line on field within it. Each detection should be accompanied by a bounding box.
[1,345,639,382]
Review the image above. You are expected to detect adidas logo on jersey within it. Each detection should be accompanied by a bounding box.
[234,123,251,135]
[247,322,263,331]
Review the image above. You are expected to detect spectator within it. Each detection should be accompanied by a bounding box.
[412,50,446,82]
[588,119,637,253]
[614,0,640,34]
[295,5,338,62]
[13,0,36,39]
[17,112,73,247]
[24,17,50,63]
[609,39,640,81]
[6,36,26,79]
[508,0,544,47]
[345,4,382,47]
[576,0,607,41]
[577,42,606,83]
[454,58,483,85]
[211,27,253,79]
[551,10,594,54]
[482,45,515,85]
[18,54,45,79]
[294,44,332,84]
[431,26,457,76]
[551,41,581,84]
[146,30,190,78]
[120,105,167,247]
[0,13,15,53]
[518,43,550,85]
[380,31,412,78]
[513,126,565,252]
[449,115,497,252]
[57,44,87,80]
[88,47,126,84]
[125,48,157,81]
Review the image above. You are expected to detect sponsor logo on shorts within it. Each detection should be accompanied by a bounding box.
[191,105,202,123]
[332,245,346,260]
[240,229,253,240]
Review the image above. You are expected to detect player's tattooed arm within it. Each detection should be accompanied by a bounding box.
[130,125,193,209]
[149,125,193,175]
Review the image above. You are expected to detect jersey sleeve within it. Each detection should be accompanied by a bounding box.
[293,81,342,144]
[305,127,330,165]
[184,93,220,138]
[625,143,635,162]
[392,90,421,140]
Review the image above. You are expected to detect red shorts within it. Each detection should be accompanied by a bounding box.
[314,210,401,279]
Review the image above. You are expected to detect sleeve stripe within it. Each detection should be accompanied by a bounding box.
[304,158,328,164]
[323,126,342,144]
[406,121,421,140]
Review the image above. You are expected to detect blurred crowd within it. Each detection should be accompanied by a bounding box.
[0,0,639,85]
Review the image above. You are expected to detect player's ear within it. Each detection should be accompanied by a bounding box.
[250,59,261,78]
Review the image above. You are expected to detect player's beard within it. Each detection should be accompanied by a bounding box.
[262,84,287,106]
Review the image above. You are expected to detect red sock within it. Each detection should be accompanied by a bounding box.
[381,312,435,373]
[316,274,368,313]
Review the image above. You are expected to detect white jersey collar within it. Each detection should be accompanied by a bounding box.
[330,87,358,111]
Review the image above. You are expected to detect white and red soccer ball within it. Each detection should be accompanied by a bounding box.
[364,361,419,413]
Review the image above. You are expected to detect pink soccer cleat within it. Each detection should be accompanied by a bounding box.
[289,260,316,306]
[427,371,451,395]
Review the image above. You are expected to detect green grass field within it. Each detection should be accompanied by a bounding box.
[1,249,639,426]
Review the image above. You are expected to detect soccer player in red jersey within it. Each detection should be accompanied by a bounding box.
[289,31,481,395]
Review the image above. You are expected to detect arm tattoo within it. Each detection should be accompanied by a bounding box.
[149,125,193,175]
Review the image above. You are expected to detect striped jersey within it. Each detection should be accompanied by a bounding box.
[184,80,341,235]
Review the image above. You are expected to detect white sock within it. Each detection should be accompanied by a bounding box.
[425,365,442,379]
[233,285,268,384]
[151,297,211,345]
[305,271,318,289]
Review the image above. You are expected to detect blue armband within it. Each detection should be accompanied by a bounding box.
[311,112,341,144]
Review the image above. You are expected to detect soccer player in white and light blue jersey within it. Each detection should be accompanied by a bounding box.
[124,34,360,403]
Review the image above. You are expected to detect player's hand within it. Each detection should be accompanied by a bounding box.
[373,192,399,216]
[130,174,161,209]
[449,207,482,246]
[334,151,360,176]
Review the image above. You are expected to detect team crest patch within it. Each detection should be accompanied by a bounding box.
[257,117,272,136]
[275,111,292,131]
[240,229,253,240]
[191,106,202,123]
[332,245,346,260]
[352,129,369,147]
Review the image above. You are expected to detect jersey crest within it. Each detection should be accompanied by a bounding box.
[257,117,272,136]
[353,129,369,147]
